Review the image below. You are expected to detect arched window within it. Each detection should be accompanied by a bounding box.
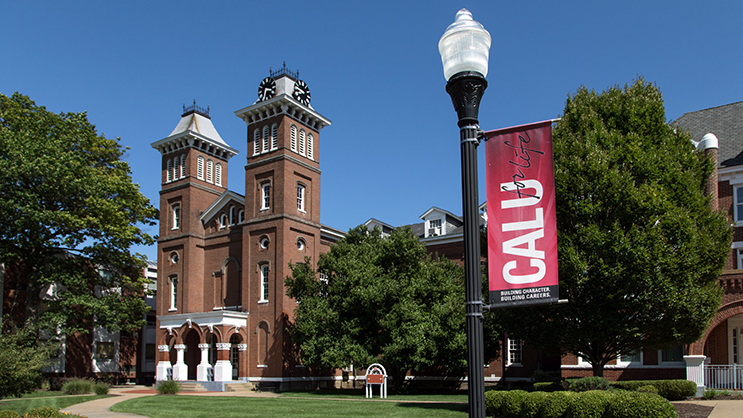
[166,158,172,182]
[299,129,306,156]
[215,163,222,186]
[297,184,306,212]
[220,213,227,228]
[253,128,261,155]
[259,264,269,302]
[238,209,244,224]
[261,183,270,210]
[307,134,314,160]
[197,156,205,180]
[173,157,179,181]
[262,126,270,153]
[257,322,269,366]
[271,124,278,150]
[290,125,297,152]
[229,205,236,225]
[180,155,186,178]
[170,276,178,311]
[206,159,214,183]
[172,204,181,230]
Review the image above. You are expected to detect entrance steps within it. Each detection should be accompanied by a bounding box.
[224,382,256,392]
[179,382,208,392]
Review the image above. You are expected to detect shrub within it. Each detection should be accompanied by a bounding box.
[534,381,563,392]
[23,407,60,418]
[566,390,611,418]
[485,390,508,416]
[93,381,110,395]
[604,392,676,418]
[0,411,21,418]
[521,391,549,418]
[637,385,658,395]
[502,390,528,417]
[703,388,730,399]
[61,378,94,395]
[610,380,695,401]
[157,379,181,395]
[532,369,560,383]
[541,391,574,418]
[566,376,611,392]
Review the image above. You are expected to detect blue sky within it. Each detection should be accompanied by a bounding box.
[2,1,742,261]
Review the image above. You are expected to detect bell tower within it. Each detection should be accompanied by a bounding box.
[234,65,331,378]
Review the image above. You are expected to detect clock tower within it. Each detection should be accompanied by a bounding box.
[234,64,332,382]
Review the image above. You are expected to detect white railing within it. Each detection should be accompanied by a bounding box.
[704,364,743,389]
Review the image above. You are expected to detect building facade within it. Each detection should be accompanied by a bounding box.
[151,67,343,389]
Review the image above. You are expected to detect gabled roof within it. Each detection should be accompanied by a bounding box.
[364,218,395,231]
[419,206,462,222]
[200,190,245,224]
[673,101,743,168]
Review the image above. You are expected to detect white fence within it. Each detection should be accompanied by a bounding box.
[704,364,743,389]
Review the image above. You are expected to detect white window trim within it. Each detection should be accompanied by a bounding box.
[736,185,743,225]
[253,128,261,156]
[259,264,269,303]
[659,345,685,364]
[169,276,178,311]
[197,156,205,180]
[171,205,180,230]
[507,338,523,367]
[261,183,271,211]
[297,184,306,213]
[617,350,643,366]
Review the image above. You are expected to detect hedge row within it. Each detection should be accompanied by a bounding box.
[609,380,695,401]
[485,390,677,418]
[0,407,86,418]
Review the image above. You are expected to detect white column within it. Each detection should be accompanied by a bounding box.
[196,343,212,381]
[155,345,172,381]
[171,344,188,381]
[684,355,707,397]
[213,343,233,382]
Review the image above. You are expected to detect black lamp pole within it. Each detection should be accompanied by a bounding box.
[446,70,487,418]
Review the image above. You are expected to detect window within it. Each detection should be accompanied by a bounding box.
[173,157,179,181]
[166,158,172,182]
[238,209,244,224]
[261,183,271,210]
[215,163,222,186]
[180,155,186,178]
[507,339,523,366]
[271,124,278,150]
[297,185,305,212]
[307,133,314,160]
[299,129,306,156]
[290,125,297,152]
[145,343,156,361]
[661,345,684,363]
[206,159,214,183]
[297,238,306,251]
[253,128,261,155]
[260,237,269,249]
[96,342,115,360]
[429,219,442,236]
[170,276,178,311]
[172,205,180,230]
[146,311,156,326]
[259,264,269,302]
[197,156,205,180]
[229,206,236,225]
[618,350,642,365]
[737,186,743,223]
[738,248,743,270]
[262,126,270,153]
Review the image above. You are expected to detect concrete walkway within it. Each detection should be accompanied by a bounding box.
[59,386,741,418]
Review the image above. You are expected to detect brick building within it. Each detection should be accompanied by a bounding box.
[151,67,343,390]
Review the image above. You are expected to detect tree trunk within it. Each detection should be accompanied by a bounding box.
[592,362,605,377]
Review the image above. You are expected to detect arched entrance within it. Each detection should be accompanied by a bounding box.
[184,329,200,380]
[230,334,241,379]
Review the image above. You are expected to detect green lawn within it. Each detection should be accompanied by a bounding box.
[112,395,469,417]
[0,394,108,415]
[281,389,468,403]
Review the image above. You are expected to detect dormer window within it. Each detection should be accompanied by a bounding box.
[429,219,442,236]
[229,205,236,225]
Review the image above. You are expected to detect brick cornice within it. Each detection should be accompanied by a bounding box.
[244,153,321,174]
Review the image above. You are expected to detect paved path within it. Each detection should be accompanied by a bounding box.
[59,386,741,418]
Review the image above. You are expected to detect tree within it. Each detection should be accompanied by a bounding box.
[286,225,500,389]
[0,92,158,334]
[0,320,58,398]
[496,78,731,376]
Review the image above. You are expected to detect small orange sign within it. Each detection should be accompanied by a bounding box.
[366,374,383,384]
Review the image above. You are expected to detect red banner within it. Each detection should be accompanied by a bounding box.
[484,120,559,307]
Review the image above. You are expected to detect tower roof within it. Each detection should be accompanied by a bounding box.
[151,107,238,161]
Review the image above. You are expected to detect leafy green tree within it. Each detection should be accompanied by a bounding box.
[0,92,157,334]
[286,225,500,389]
[496,78,731,376]
[0,321,58,398]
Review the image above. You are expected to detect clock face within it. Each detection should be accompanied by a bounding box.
[293,79,311,105]
[258,77,276,101]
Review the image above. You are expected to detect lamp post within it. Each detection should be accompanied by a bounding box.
[439,9,491,418]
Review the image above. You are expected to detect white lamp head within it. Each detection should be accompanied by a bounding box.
[438,9,492,81]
